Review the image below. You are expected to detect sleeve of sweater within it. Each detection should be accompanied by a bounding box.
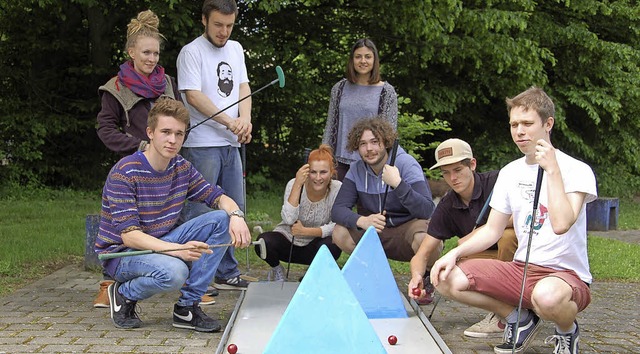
[280,179,299,225]
[322,80,343,149]
[319,180,342,237]
[331,177,361,229]
[382,82,398,129]
[96,91,140,155]
[393,155,435,219]
[184,160,225,207]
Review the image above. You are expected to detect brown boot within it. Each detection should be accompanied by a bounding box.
[93,280,114,308]
[200,294,216,306]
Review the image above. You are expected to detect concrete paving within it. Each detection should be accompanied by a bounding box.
[0,229,638,353]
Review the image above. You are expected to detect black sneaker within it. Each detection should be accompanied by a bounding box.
[545,321,580,354]
[172,304,221,332]
[107,282,142,329]
[213,275,249,290]
[494,312,543,353]
[205,285,219,297]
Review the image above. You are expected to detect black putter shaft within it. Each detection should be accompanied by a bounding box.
[286,148,312,280]
[475,190,494,228]
[512,166,544,353]
[98,238,266,260]
[186,66,284,133]
[242,143,250,274]
[380,139,400,212]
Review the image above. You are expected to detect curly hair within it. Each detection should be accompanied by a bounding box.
[125,10,166,52]
[346,116,397,152]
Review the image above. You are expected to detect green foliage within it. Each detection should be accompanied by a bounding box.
[0,0,639,196]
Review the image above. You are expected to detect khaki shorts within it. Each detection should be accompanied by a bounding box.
[347,219,429,261]
[458,259,591,312]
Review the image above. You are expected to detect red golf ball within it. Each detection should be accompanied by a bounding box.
[227,343,238,354]
[388,335,398,345]
[412,287,422,296]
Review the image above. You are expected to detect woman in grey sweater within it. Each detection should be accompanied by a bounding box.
[322,38,398,180]
[255,145,342,281]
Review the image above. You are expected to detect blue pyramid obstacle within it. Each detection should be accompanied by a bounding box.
[342,226,408,318]
[263,246,386,354]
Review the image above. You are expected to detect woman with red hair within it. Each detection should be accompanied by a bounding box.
[255,144,342,281]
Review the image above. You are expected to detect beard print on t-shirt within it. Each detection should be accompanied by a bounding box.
[217,61,234,98]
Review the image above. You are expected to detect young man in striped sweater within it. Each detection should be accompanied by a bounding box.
[95,98,251,332]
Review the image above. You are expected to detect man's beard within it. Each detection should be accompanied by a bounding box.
[205,28,227,48]
[218,78,233,97]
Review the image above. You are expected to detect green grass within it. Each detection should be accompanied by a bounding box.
[618,198,640,229]
[0,187,639,297]
[0,188,102,296]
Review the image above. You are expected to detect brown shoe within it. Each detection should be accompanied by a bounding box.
[200,294,216,306]
[93,280,114,308]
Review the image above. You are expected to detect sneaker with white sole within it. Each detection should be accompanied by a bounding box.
[172,303,221,332]
[494,312,543,353]
[464,312,505,338]
[200,294,216,306]
[107,282,142,329]
[213,275,249,290]
[544,321,580,354]
[267,265,285,282]
[204,286,219,297]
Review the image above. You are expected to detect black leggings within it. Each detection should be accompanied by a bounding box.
[255,231,341,267]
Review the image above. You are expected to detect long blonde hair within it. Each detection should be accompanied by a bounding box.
[125,10,166,52]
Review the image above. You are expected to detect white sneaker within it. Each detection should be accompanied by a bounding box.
[267,265,285,282]
[464,312,505,338]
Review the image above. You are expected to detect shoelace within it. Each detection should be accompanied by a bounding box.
[129,302,141,320]
[478,313,496,326]
[273,266,285,281]
[503,324,514,344]
[544,334,571,354]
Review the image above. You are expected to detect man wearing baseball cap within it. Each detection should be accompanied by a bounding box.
[408,138,517,337]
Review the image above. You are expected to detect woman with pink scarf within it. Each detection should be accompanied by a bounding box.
[96,9,181,156]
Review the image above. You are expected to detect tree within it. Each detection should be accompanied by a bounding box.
[0,0,638,196]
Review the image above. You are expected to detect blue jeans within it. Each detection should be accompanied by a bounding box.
[181,146,244,279]
[113,211,230,306]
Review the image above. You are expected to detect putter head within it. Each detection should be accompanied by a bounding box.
[255,237,267,260]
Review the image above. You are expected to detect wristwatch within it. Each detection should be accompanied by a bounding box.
[229,209,245,219]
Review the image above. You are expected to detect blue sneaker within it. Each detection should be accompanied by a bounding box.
[494,312,543,353]
[545,321,580,354]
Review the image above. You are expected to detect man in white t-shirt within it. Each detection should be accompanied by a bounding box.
[177,0,252,291]
[430,87,597,354]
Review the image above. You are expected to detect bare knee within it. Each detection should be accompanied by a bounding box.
[434,267,467,298]
[332,225,355,254]
[531,277,574,315]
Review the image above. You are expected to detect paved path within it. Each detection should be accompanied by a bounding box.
[0,262,638,353]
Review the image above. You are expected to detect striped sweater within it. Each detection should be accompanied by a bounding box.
[95,151,224,276]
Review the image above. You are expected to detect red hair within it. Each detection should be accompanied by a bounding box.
[308,144,337,178]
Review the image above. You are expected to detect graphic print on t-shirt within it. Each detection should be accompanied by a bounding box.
[217,61,233,98]
[524,203,548,234]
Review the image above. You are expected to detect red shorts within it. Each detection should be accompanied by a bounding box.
[458,259,591,312]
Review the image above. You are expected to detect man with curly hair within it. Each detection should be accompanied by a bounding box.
[331,117,436,262]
